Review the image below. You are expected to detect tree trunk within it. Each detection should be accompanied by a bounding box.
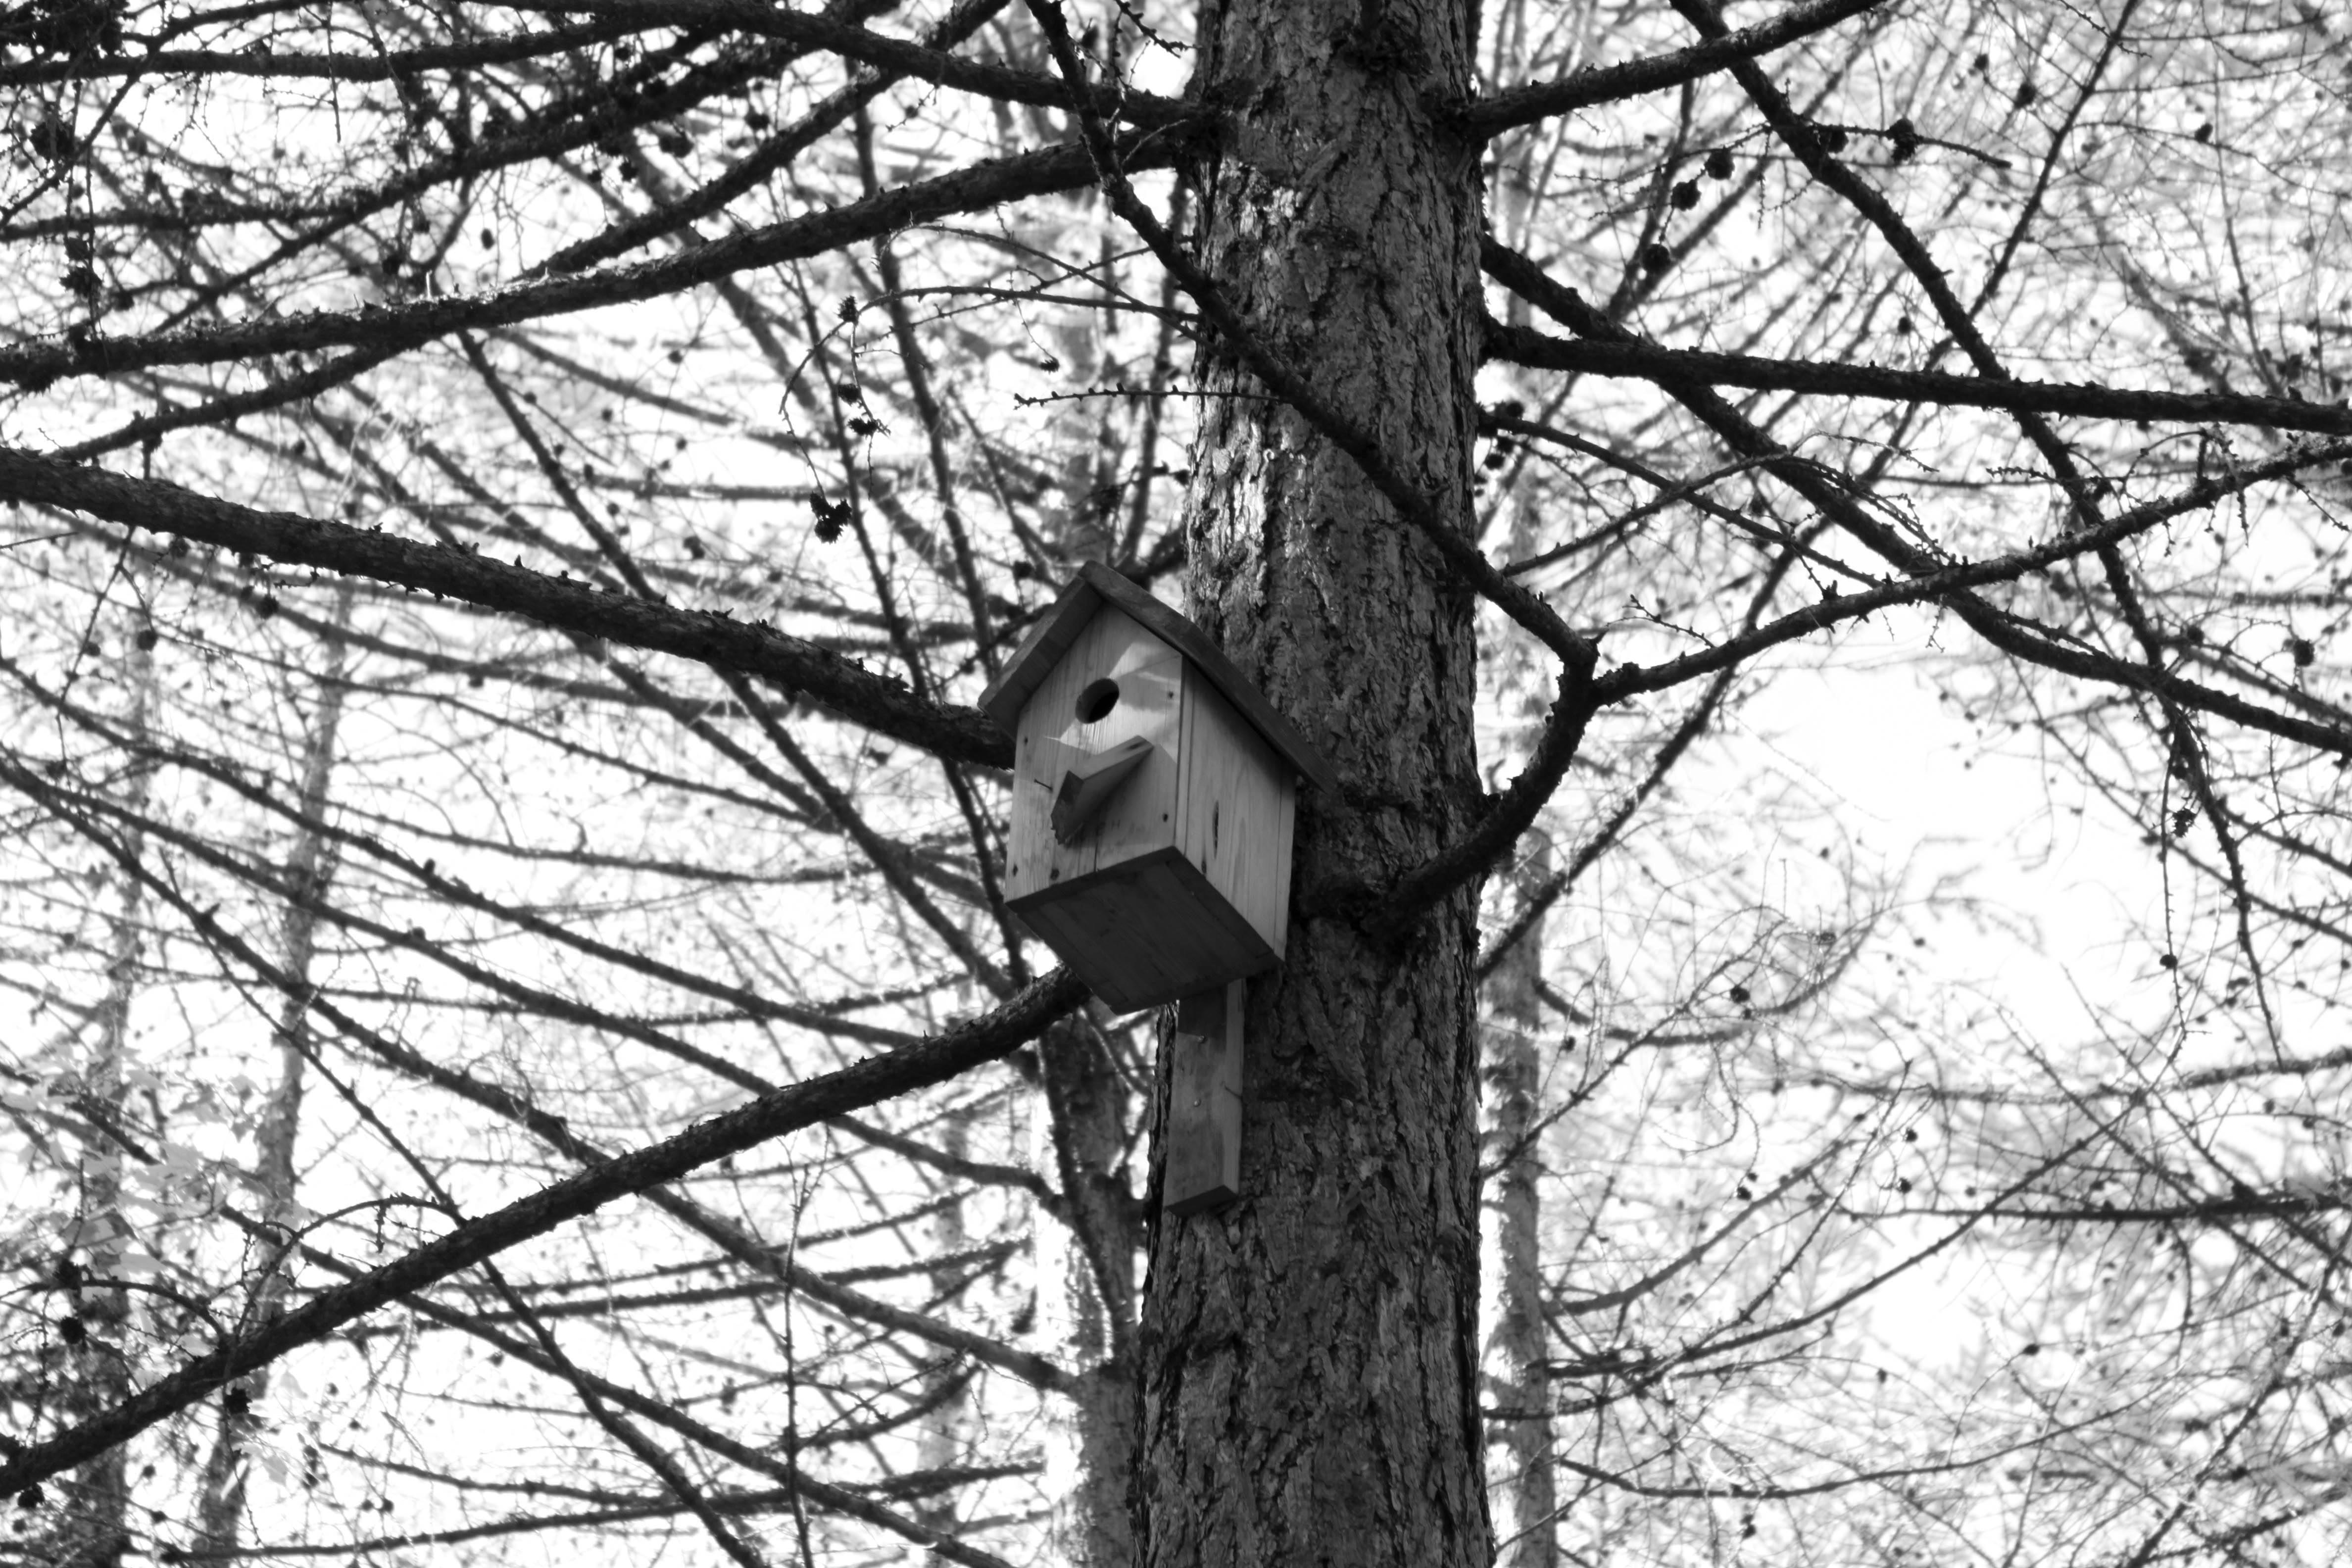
[1485,853,1557,1568]
[917,1108,976,1560]
[47,621,158,1568]
[195,585,353,1556]
[1038,1019,1140,1568]
[1137,0,1490,1561]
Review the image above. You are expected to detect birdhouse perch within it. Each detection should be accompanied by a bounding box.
[981,563,1339,1013]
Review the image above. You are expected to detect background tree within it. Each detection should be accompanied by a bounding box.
[1,1,2350,1566]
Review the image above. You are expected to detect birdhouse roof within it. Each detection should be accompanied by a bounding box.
[980,562,1341,794]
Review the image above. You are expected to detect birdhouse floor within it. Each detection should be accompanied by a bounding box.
[1009,845,1279,1014]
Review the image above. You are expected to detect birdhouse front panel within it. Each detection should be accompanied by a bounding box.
[1001,606,1296,1012]
[1004,605,1182,898]
[985,563,1334,1012]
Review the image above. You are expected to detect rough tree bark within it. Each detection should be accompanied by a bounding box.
[1136,0,1492,1561]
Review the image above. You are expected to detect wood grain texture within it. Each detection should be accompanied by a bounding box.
[1003,607,1182,908]
[1052,735,1157,844]
[1175,667,1295,964]
[1002,603,1305,1011]
[1134,0,1492,1557]
[1165,980,1245,1216]
[1011,849,1275,1013]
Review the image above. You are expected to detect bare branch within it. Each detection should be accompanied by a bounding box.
[0,446,1012,766]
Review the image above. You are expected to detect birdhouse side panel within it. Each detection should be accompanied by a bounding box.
[1003,608,1181,906]
[1174,668,1297,963]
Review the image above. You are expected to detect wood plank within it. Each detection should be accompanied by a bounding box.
[1003,608,1181,905]
[1165,978,1244,1216]
[1008,848,1277,1010]
[1051,735,1155,843]
[1175,667,1294,962]
[1017,878,1190,1011]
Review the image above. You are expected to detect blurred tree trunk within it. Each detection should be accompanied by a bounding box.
[1039,1018,1140,1568]
[46,618,159,1568]
[917,1107,976,1560]
[1485,852,1557,1568]
[1137,0,1492,1562]
[194,585,354,1556]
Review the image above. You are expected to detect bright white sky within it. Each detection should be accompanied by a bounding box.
[1740,620,2161,1038]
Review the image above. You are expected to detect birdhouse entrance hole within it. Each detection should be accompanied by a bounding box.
[1075,678,1120,723]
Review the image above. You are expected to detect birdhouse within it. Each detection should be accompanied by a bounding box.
[980,563,1339,1014]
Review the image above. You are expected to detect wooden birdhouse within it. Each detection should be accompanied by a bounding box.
[980,563,1339,1014]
